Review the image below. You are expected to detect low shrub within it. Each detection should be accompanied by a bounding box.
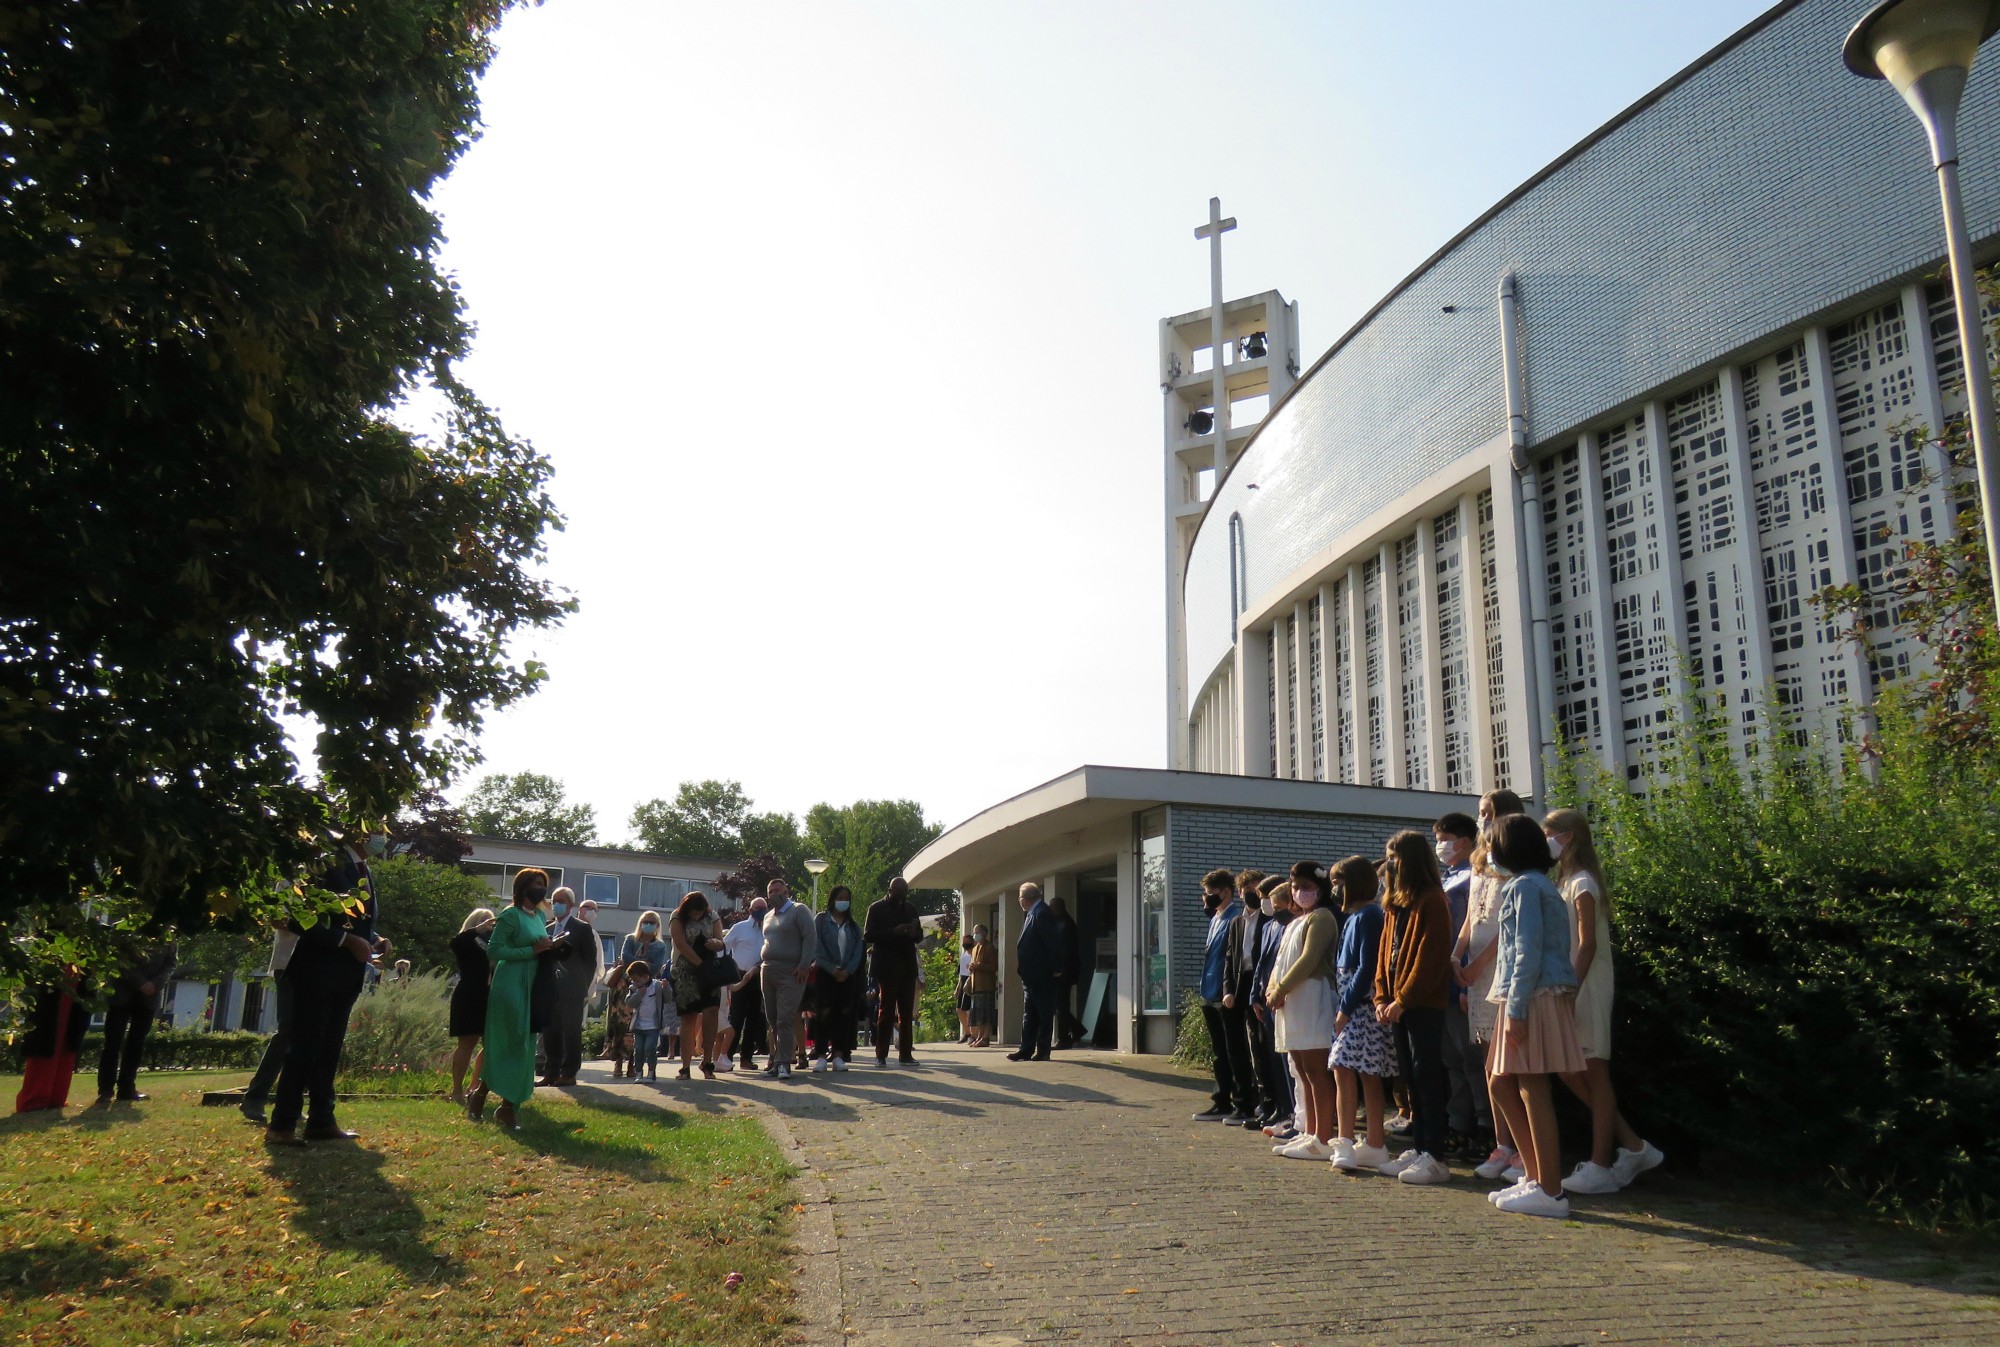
[1556,695,2000,1229]
[917,940,960,1043]
[583,1020,607,1059]
[4,1026,267,1073]
[1170,989,1213,1072]
[340,970,453,1073]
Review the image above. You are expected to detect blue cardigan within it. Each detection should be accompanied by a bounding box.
[1335,903,1385,1017]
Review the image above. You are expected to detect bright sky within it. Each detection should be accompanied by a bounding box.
[433,0,1774,841]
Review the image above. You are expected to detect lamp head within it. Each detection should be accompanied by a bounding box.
[804,858,829,875]
[1844,0,2000,87]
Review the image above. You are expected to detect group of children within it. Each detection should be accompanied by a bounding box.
[1197,791,1664,1219]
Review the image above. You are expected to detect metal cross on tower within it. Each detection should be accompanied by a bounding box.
[1195,197,1236,478]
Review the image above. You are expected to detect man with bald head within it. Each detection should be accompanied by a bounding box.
[864,876,923,1067]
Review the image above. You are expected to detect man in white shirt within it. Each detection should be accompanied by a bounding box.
[715,898,768,1070]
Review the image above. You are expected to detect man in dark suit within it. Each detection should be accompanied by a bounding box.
[97,937,176,1103]
[864,877,923,1066]
[267,837,385,1145]
[1008,881,1065,1062]
[1222,869,1279,1129]
[539,888,599,1087]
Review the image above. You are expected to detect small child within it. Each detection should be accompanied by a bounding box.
[604,962,635,1078]
[625,961,667,1081]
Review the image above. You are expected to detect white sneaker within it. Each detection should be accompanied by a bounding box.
[832,1057,849,1072]
[1280,1136,1333,1161]
[1328,1137,1358,1170]
[1350,1141,1392,1170]
[1495,1184,1571,1218]
[1377,1148,1421,1177]
[811,1057,830,1073]
[1488,1177,1536,1206]
[712,1058,735,1074]
[1612,1140,1665,1188]
[1398,1153,1451,1185]
[1562,1160,1621,1195]
[1473,1145,1517,1180]
[1501,1164,1524,1182]
[776,1064,792,1081]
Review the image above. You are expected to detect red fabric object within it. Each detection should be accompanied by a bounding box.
[15,991,79,1113]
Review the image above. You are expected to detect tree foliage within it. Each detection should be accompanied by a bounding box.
[370,855,491,969]
[0,0,566,970]
[803,799,949,914]
[387,788,475,868]
[628,780,753,859]
[463,772,597,847]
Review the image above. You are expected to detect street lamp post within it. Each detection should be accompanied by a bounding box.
[804,858,828,911]
[1846,0,2000,610]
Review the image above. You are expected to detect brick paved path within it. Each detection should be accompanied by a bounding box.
[586,1046,2000,1346]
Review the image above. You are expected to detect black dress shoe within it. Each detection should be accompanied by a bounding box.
[116,1091,149,1102]
[1005,1050,1030,1061]
[1028,1052,1051,1061]
[302,1125,359,1142]
[239,1101,268,1124]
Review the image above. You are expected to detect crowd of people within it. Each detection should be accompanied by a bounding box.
[1192,792,1664,1219]
[438,871,986,1127]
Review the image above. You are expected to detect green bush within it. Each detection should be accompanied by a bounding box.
[583,1020,607,1060]
[1555,695,2000,1229]
[4,1026,268,1073]
[1170,989,1213,1072]
[340,970,453,1073]
[916,940,960,1043]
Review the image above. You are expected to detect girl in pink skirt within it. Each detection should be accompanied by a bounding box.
[1485,813,1586,1218]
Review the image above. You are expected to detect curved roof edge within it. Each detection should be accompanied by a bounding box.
[904,764,1477,890]
[1186,0,1807,564]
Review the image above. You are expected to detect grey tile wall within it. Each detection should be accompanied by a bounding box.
[1164,802,1440,1006]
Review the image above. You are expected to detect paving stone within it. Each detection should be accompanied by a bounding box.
[586,1047,2000,1346]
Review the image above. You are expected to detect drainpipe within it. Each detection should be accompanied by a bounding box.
[1499,269,1555,800]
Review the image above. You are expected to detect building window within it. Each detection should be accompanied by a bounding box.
[582,873,620,908]
[463,861,564,898]
[1138,809,1169,1014]
[639,875,684,911]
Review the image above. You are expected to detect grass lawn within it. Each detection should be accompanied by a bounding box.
[0,1071,798,1346]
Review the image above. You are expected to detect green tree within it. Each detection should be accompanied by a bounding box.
[463,772,597,847]
[0,0,566,971]
[629,780,752,858]
[370,855,492,968]
[804,799,949,915]
[741,810,808,890]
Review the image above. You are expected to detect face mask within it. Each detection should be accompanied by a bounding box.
[833,900,850,913]
[974,933,987,943]
[1435,841,1456,864]
[1295,889,1319,911]
[1492,863,1513,878]
[640,922,657,934]
[1478,818,1495,839]
[1547,835,1566,861]
[1259,898,1274,917]
[553,902,570,918]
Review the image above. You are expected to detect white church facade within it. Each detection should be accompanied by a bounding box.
[915,0,2000,1051]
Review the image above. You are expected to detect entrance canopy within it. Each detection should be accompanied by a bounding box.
[908,765,1472,1054]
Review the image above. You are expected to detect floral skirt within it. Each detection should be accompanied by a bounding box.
[1329,972,1396,1077]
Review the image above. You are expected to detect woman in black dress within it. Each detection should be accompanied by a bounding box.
[449,907,496,1102]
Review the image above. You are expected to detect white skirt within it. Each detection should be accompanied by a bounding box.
[1273,975,1336,1054]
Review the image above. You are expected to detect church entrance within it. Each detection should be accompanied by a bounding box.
[1068,866,1118,1048]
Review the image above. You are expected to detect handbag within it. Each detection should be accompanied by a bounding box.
[695,951,742,993]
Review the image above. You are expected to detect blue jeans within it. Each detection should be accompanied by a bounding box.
[632,1027,661,1075]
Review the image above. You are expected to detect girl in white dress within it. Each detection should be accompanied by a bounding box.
[1265,864,1340,1161]
[1544,807,1663,1194]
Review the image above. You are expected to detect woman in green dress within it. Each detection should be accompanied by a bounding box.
[468,868,553,1129]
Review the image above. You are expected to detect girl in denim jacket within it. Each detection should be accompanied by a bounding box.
[1484,813,1586,1218]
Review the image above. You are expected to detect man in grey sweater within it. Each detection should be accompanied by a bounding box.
[759,879,818,1081]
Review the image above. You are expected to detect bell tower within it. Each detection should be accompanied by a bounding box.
[1162,198,1300,770]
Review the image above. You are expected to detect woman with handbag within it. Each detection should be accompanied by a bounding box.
[669,891,729,1080]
